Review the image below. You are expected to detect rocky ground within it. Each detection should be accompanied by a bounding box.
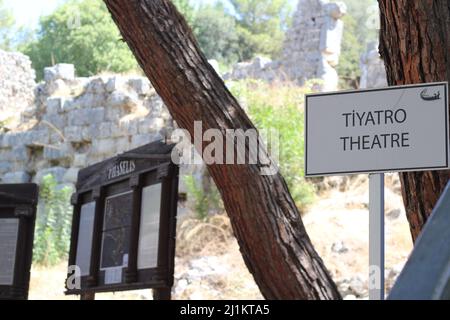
[28,173,412,300]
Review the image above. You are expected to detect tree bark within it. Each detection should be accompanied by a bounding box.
[103,0,340,299]
[379,0,450,242]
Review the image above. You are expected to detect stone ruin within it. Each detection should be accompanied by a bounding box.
[225,0,348,91]
[225,0,387,91]
[0,50,36,126]
[0,1,388,193]
[360,42,387,89]
[281,0,347,90]
[0,50,205,200]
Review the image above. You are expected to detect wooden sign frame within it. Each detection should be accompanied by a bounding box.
[66,141,179,299]
[0,184,38,300]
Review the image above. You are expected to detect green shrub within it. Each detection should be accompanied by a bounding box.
[184,174,223,220]
[33,174,73,266]
[229,79,316,211]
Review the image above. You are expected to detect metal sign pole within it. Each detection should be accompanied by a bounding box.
[369,173,385,300]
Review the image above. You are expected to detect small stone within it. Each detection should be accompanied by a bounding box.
[46,97,64,114]
[63,168,80,184]
[91,139,116,156]
[105,76,124,92]
[387,208,401,220]
[64,126,84,142]
[128,78,151,95]
[2,171,31,183]
[43,144,73,161]
[331,241,348,254]
[73,153,87,167]
[44,64,75,82]
[34,167,68,184]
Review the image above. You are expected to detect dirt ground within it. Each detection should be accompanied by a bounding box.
[28,174,413,300]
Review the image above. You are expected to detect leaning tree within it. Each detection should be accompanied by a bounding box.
[379,0,450,241]
[103,0,340,299]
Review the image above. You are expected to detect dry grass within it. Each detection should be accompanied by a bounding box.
[28,176,413,300]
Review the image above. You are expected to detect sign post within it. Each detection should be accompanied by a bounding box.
[305,82,449,300]
[0,184,39,300]
[369,173,384,300]
[66,141,179,300]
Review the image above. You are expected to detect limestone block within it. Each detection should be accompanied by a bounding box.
[0,161,12,173]
[73,153,87,167]
[128,78,151,95]
[81,126,93,142]
[109,122,128,138]
[139,117,164,134]
[131,134,151,148]
[68,107,104,126]
[118,119,138,136]
[107,91,132,108]
[105,106,123,122]
[42,113,67,130]
[63,167,80,184]
[2,171,31,183]
[1,132,20,147]
[98,122,112,139]
[106,76,125,92]
[43,143,73,161]
[62,98,79,113]
[44,64,75,82]
[34,167,67,184]
[115,137,131,153]
[12,146,29,162]
[86,78,106,94]
[77,93,104,108]
[91,138,116,156]
[46,97,64,114]
[131,133,163,148]
[26,130,50,147]
[64,126,84,142]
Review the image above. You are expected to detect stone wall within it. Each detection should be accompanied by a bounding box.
[225,0,347,92]
[0,63,176,190]
[0,50,36,126]
[360,42,387,89]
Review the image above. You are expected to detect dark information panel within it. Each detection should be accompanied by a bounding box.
[66,141,179,299]
[0,184,38,300]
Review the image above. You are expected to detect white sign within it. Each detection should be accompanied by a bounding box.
[305,82,449,176]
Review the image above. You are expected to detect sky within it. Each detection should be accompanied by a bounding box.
[5,0,222,29]
[5,0,65,28]
[7,0,299,29]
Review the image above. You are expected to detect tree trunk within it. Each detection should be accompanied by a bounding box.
[379,0,450,242]
[103,0,340,299]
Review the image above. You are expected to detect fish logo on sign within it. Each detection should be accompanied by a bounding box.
[420,89,441,101]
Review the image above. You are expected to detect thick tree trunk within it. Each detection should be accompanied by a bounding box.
[379,0,450,242]
[103,0,340,299]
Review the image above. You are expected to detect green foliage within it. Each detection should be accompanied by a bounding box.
[21,0,137,80]
[191,4,240,65]
[337,14,363,88]
[0,0,14,50]
[184,175,223,220]
[230,0,293,60]
[229,80,315,211]
[33,175,73,266]
[341,0,379,45]
[338,0,379,87]
[172,0,195,25]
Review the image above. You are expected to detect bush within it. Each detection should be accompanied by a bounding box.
[21,0,137,80]
[184,174,223,220]
[33,174,73,266]
[229,79,316,211]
